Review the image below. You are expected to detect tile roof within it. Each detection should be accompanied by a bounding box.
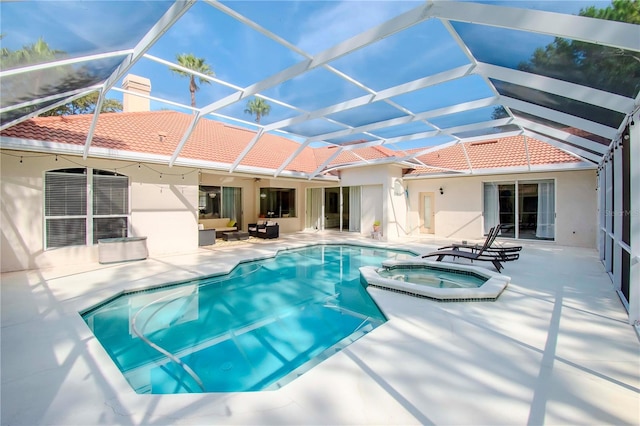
[1,111,584,177]
[405,135,582,176]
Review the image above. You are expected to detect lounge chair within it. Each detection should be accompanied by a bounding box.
[422,226,519,272]
[438,225,522,261]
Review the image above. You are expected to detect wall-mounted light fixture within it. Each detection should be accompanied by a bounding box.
[393,179,405,196]
[439,187,444,195]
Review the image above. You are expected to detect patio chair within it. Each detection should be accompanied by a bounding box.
[422,226,519,272]
[256,221,280,239]
[248,221,265,237]
[437,225,522,260]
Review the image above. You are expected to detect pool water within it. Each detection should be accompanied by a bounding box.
[82,244,414,394]
[377,266,485,288]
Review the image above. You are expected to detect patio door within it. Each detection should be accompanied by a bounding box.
[306,188,323,230]
[222,187,242,229]
[419,192,435,234]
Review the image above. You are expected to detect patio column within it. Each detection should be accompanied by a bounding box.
[629,112,639,327]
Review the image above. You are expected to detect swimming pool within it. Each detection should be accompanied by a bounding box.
[82,244,414,394]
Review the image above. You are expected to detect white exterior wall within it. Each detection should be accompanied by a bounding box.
[341,164,403,238]
[1,151,198,272]
[342,165,596,246]
[405,169,597,247]
[0,150,598,272]
[0,151,326,272]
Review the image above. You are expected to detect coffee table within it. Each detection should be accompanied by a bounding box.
[222,231,250,241]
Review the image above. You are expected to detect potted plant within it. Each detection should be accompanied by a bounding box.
[373,220,381,232]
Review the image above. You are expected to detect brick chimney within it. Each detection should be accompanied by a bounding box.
[122,74,151,112]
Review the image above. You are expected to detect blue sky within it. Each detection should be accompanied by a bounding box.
[1,0,613,150]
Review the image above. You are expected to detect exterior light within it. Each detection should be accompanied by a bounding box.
[393,179,404,196]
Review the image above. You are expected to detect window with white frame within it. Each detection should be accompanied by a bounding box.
[44,168,129,248]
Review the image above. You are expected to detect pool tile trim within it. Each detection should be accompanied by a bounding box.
[360,259,510,301]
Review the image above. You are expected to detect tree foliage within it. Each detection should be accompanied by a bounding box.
[517,0,640,97]
[0,36,65,69]
[170,53,215,109]
[1,35,122,117]
[244,97,271,124]
[40,92,122,116]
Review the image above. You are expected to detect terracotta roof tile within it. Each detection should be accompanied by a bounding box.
[405,136,580,175]
[1,111,582,176]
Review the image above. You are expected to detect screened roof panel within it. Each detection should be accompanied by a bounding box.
[389,75,497,114]
[390,134,456,151]
[224,1,420,55]
[493,79,625,129]
[1,0,637,175]
[326,133,378,145]
[454,22,640,98]
[118,56,237,111]
[452,124,522,140]
[477,1,613,14]
[0,1,172,70]
[325,101,407,128]
[215,99,300,127]
[369,121,437,139]
[428,105,503,129]
[512,109,611,146]
[2,55,126,109]
[260,66,370,112]
[145,1,307,87]
[281,118,348,138]
[327,18,471,91]
[1,98,62,125]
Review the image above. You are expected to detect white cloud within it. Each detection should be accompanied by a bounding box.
[295,1,417,55]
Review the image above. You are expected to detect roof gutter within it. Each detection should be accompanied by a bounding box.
[402,161,596,180]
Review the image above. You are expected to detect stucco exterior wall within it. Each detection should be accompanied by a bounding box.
[404,169,597,248]
[341,164,404,238]
[1,151,198,272]
[1,148,598,272]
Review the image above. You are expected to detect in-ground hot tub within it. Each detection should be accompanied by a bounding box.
[360,259,510,302]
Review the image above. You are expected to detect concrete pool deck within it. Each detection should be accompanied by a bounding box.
[1,232,638,425]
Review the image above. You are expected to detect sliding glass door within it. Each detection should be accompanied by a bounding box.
[483,179,555,240]
[306,186,360,232]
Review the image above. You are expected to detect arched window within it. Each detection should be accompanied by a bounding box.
[44,168,129,248]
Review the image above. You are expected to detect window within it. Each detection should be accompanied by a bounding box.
[259,188,295,218]
[483,179,554,240]
[199,186,221,218]
[44,168,129,248]
[198,185,242,227]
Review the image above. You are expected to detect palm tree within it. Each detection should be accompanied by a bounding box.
[1,36,65,69]
[244,97,271,124]
[170,53,214,110]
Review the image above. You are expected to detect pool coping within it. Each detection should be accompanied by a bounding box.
[360,259,510,301]
[2,232,638,425]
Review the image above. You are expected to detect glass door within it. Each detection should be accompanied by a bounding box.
[306,188,322,230]
[222,187,242,229]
